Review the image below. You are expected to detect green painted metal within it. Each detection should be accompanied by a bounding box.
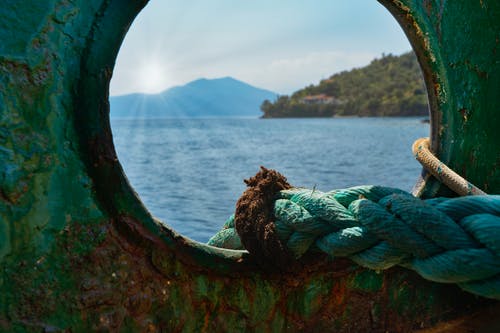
[0,0,499,332]
[380,0,500,197]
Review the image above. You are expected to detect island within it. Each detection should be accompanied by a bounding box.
[260,51,429,118]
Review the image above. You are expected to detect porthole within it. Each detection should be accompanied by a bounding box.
[109,1,429,243]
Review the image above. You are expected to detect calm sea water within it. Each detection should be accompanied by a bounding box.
[111,117,429,242]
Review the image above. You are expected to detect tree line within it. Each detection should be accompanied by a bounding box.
[261,51,429,118]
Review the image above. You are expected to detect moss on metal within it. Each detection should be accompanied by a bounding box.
[0,0,499,331]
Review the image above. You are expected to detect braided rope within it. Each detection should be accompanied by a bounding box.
[413,137,486,195]
[209,185,500,300]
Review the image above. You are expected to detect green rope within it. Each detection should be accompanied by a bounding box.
[208,185,500,300]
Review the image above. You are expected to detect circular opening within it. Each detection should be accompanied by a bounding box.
[109,1,429,243]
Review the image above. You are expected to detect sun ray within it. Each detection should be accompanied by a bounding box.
[137,60,170,94]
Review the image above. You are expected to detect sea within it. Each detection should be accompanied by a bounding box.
[111,117,429,243]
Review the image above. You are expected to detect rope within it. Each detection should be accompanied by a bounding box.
[208,168,500,300]
[412,137,486,195]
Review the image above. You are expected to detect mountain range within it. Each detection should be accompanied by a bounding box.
[110,77,277,118]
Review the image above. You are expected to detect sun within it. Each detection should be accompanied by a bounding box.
[137,61,169,94]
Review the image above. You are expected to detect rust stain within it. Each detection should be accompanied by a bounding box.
[423,0,432,17]
[459,108,469,122]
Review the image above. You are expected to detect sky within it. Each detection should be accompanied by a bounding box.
[110,0,412,96]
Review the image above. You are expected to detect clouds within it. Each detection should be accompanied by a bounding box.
[110,1,411,96]
[261,51,377,93]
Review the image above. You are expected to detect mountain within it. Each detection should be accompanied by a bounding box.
[110,77,277,118]
[260,51,429,118]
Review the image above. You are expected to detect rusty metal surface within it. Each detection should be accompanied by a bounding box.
[0,0,499,331]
